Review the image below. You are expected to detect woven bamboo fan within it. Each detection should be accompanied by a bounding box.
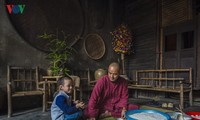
[84,34,106,60]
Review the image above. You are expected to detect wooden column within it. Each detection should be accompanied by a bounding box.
[159,28,163,70]
[7,66,12,118]
[189,67,193,106]
[121,53,125,74]
[43,80,46,112]
[180,81,184,109]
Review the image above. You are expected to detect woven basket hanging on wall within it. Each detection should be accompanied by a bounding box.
[84,34,106,60]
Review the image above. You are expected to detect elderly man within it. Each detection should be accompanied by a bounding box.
[84,62,139,120]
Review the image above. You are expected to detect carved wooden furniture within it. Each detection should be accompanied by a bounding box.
[71,68,92,87]
[41,75,81,111]
[128,68,193,109]
[41,76,58,110]
[71,68,94,100]
[70,75,81,101]
[7,66,45,118]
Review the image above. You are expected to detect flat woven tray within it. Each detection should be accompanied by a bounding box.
[84,34,105,60]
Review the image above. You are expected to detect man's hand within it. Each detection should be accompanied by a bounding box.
[73,100,80,104]
[121,108,126,119]
[99,110,111,118]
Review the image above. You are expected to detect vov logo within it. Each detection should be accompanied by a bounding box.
[6,4,26,14]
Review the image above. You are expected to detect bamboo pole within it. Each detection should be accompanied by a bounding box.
[7,66,12,118]
[159,4,163,87]
[36,66,39,89]
[189,67,193,106]
[159,0,163,70]
[121,53,125,74]
[180,81,184,109]
[160,28,163,70]
[43,79,46,112]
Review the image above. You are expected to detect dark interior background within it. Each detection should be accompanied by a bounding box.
[1,0,200,113]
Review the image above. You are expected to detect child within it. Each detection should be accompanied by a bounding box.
[51,76,85,120]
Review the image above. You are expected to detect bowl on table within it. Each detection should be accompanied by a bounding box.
[125,109,171,120]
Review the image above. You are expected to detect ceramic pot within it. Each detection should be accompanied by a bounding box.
[47,69,53,76]
[94,68,106,80]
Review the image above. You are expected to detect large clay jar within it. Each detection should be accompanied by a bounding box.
[94,68,107,80]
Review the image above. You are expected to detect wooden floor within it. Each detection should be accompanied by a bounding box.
[0,108,51,120]
[0,106,200,120]
[0,98,199,120]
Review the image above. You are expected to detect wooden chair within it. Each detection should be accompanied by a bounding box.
[41,76,58,110]
[70,76,81,101]
[7,66,45,118]
[71,69,93,101]
[41,75,81,110]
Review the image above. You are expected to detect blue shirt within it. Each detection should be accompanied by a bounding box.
[51,91,79,120]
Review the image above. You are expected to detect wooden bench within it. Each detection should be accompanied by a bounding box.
[7,66,45,118]
[128,68,193,109]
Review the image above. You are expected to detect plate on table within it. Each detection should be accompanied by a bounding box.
[125,109,171,120]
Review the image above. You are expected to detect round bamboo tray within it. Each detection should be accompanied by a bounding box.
[84,34,105,60]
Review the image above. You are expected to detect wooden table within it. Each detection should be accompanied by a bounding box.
[41,76,60,110]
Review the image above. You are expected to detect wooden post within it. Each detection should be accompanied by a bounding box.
[7,66,12,118]
[159,28,163,70]
[80,85,83,101]
[36,66,39,89]
[158,0,163,70]
[180,81,184,109]
[189,67,193,106]
[134,71,138,98]
[158,28,163,88]
[135,71,138,85]
[87,68,91,86]
[43,80,46,112]
[121,53,125,74]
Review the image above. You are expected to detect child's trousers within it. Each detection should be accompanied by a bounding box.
[64,111,82,120]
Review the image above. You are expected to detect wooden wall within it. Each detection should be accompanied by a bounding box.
[0,0,123,112]
[124,0,200,89]
[124,0,159,79]
[68,0,123,71]
[196,13,200,89]
[0,0,200,112]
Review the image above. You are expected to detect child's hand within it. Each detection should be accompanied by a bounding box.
[76,101,85,109]
[73,100,80,104]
